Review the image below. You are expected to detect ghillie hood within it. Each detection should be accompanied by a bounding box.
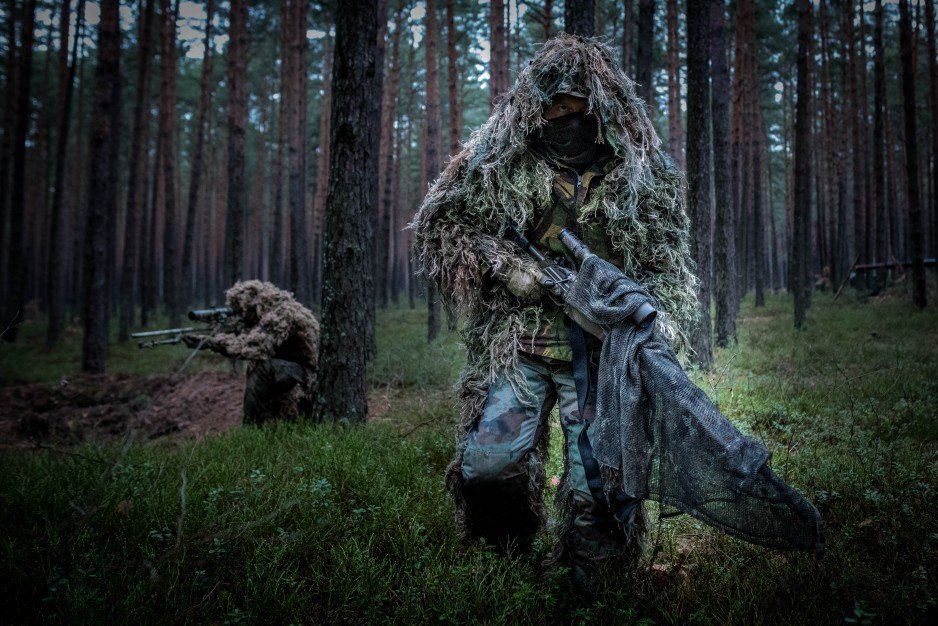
[222,280,320,365]
[414,33,697,365]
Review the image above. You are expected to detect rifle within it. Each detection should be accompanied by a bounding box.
[505,224,657,340]
[130,307,233,348]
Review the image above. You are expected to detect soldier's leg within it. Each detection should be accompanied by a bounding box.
[458,355,556,552]
[243,358,310,425]
[552,360,645,585]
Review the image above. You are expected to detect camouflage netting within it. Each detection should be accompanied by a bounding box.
[565,255,824,552]
[410,35,699,538]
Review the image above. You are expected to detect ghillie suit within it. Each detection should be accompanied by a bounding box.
[190,280,320,425]
[411,35,699,574]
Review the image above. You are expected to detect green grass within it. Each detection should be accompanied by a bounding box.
[0,313,230,383]
[1,294,936,623]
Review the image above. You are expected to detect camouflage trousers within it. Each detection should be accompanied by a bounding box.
[243,359,315,425]
[459,352,643,578]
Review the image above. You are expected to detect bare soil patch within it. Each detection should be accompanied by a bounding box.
[0,371,245,449]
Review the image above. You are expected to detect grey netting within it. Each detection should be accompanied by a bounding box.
[565,254,824,552]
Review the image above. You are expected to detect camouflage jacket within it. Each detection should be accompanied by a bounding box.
[519,156,621,361]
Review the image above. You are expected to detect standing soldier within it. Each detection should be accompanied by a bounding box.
[412,35,700,585]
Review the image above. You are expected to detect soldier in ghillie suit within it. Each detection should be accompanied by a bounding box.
[412,35,700,583]
[414,34,823,587]
[184,281,320,425]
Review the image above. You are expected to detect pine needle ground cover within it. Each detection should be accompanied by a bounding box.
[1,294,935,624]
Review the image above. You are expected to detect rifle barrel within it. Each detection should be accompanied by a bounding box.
[130,327,198,338]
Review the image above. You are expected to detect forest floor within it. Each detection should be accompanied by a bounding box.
[1,287,936,624]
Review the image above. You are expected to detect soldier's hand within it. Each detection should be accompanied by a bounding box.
[183,334,207,349]
[503,265,548,302]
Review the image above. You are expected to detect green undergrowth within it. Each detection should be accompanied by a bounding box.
[2,294,936,623]
[0,312,229,383]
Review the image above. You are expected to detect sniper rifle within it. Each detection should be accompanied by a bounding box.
[505,224,657,340]
[130,306,233,348]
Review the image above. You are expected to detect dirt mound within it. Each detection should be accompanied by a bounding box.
[0,372,245,449]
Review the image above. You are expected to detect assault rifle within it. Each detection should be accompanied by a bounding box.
[506,224,657,340]
[130,307,233,348]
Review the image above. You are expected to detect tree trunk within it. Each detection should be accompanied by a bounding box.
[117,0,151,338]
[635,0,655,108]
[2,0,35,342]
[899,0,928,308]
[312,34,333,299]
[711,0,735,347]
[157,0,181,325]
[0,0,17,304]
[685,0,712,368]
[424,0,443,342]
[926,0,938,285]
[48,0,86,345]
[489,0,508,110]
[564,0,594,36]
[446,0,461,157]
[379,1,405,309]
[286,0,311,304]
[82,0,121,372]
[225,0,249,285]
[180,0,215,311]
[665,0,682,168]
[792,0,813,329]
[873,0,887,289]
[315,0,383,423]
[622,0,633,75]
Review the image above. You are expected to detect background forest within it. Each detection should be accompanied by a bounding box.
[1,0,935,357]
[0,0,936,623]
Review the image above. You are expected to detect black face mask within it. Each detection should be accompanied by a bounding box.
[532,110,604,170]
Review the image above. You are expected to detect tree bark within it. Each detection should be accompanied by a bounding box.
[792,0,813,329]
[489,0,508,111]
[564,0,594,36]
[446,0,461,157]
[926,0,938,284]
[158,0,182,325]
[48,0,86,345]
[180,0,215,311]
[2,0,35,342]
[0,0,17,303]
[873,0,887,289]
[424,0,443,342]
[899,0,928,308]
[379,1,405,309]
[665,0,682,168]
[686,0,712,368]
[286,0,311,304]
[711,0,735,347]
[635,0,655,108]
[225,0,249,286]
[315,0,383,423]
[622,0,633,75]
[311,34,333,299]
[82,0,121,372]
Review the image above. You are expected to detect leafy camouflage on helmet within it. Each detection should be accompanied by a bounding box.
[410,34,699,537]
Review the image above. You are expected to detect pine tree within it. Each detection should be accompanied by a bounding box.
[315,0,384,422]
[225,0,249,285]
[686,0,712,368]
[899,0,928,308]
[792,0,813,328]
[82,0,121,372]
